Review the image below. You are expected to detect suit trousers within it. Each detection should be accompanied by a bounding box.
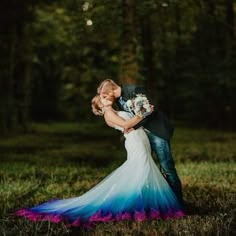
[146,131,183,202]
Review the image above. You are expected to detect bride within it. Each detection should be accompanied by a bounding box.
[15,95,184,228]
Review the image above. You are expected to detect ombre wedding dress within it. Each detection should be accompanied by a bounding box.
[16,111,184,228]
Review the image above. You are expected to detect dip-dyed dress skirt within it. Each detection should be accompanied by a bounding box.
[16,111,184,228]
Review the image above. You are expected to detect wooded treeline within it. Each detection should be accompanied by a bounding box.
[0,0,235,134]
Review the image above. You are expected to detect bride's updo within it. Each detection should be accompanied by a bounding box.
[91,94,104,116]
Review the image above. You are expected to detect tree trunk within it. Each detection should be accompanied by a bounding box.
[15,24,32,132]
[140,15,156,102]
[120,0,138,84]
[0,2,33,134]
[225,0,235,41]
[8,27,18,131]
[0,6,17,133]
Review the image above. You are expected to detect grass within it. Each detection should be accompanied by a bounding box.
[0,122,235,235]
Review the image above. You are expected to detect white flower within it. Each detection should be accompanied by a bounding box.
[126,94,153,117]
[135,96,143,103]
[126,100,133,108]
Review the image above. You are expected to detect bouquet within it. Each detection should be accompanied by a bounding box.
[126,94,153,118]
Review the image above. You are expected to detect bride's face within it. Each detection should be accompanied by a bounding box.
[100,97,112,106]
[100,89,114,101]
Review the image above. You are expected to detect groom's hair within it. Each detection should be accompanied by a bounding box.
[97,79,119,96]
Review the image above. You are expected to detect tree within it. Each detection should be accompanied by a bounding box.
[225,0,235,42]
[120,0,138,84]
[0,1,34,134]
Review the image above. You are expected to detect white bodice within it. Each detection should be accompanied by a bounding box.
[113,111,133,133]
[117,111,133,120]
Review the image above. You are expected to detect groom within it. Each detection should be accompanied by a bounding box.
[97,79,183,203]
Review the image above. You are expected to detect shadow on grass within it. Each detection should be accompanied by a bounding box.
[183,185,235,217]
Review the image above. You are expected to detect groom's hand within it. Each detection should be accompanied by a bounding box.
[149,105,154,113]
[142,105,154,118]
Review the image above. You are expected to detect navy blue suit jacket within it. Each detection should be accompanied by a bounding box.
[115,84,174,140]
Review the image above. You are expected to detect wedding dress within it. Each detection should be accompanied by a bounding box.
[16,111,184,227]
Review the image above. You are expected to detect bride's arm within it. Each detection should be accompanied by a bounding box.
[104,110,142,130]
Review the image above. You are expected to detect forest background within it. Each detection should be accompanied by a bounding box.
[1,0,235,131]
[0,0,235,235]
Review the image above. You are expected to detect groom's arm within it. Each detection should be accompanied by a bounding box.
[132,111,155,129]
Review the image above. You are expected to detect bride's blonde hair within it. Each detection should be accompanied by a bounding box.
[91,94,104,116]
[92,79,118,116]
[97,79,119,99]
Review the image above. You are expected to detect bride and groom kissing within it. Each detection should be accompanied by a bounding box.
[94,79,183,202]
[15,79,185,228]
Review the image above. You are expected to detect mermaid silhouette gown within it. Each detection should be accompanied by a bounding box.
[16,111,184,227]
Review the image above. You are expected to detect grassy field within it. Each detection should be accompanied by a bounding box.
[0,122,235,236]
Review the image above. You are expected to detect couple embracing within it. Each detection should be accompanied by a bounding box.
[15,79,185,228]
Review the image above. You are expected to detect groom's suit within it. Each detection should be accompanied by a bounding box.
[115,84,183,202]
[115,84,174,140]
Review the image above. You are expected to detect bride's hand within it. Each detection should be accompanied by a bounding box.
[123,128,134,134]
